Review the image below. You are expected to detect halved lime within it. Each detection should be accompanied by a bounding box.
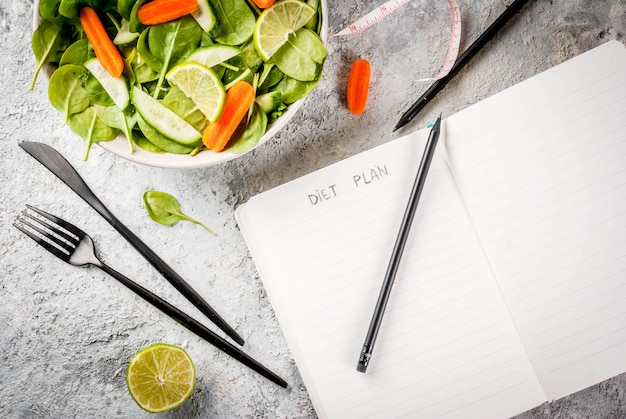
[253,0,316,61]
[126,343,196,413]
[166,63,226,123]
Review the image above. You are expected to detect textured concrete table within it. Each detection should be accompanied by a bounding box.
[1,0,625,417]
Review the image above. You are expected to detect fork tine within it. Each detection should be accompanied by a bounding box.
[26,204,84,238]
[20,211,78,246]
[16,215,75,254]
[13,221,72,262]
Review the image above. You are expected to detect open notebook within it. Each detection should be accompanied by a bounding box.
[236,41,626,418]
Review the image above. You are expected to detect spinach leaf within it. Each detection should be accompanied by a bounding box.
[133,129,166,153]
[58,0,116,20]
[137,116,194,154]
[272,28,326,81]
[147,16,203,97]
[117,0,137,20]
[68,105,119,159]
[47,64,91,122]
[161,86,207,131]
[226,103,267,154]
[143,190,216,235]
[31,19,68,89]
[39,0,72,23]
[210,0,254,45]
[59,38,93,66]
[96,105,136,152]
[275,76,318,104]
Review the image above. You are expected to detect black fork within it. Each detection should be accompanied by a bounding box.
[14,205,288,388]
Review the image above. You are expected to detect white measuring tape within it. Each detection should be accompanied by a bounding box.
[331,0,462,81]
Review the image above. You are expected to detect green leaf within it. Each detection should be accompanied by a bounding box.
[59,38,93,66]
[136,116,194,154]
[95,105,136,152]
[47,64,91,122]
[143,190,216,235]
[31,19,68,90]
[67,105,119,159]
[147,16,203,97]
[226,102,267,154]
[210,0,255,45]
[272,27,326,81]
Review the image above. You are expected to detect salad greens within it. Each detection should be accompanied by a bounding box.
[143,190,216,235]
[32,0,326,160]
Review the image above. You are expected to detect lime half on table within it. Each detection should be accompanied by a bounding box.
[126,343,196,413]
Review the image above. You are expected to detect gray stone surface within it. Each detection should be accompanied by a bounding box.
[1,0,625,417]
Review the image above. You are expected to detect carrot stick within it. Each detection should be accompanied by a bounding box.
[138,0,199,25]
[252,0,276,9]
[347,59,370,115]
[79,7,124,78]
[202,81,255,152]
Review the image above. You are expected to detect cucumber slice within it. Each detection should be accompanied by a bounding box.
[84,58,130,111]
[114,19,140,45]
[184,45,240,68]
[192,0,217,33]
[130,87,202,146]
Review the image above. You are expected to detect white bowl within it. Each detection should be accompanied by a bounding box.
[34,1,328,169]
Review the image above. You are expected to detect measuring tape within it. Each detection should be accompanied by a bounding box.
[331,0,462,81]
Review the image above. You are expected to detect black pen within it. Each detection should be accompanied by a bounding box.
[357,114,442,373]
[394,0,529,132]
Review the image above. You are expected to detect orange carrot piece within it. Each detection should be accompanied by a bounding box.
[252,0,276,9]
[202,81,255,152]
[138,0,199,25]
[79,7,124,78]
[347,59,370,115]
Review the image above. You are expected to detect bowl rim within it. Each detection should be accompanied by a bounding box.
[33,0,329,169]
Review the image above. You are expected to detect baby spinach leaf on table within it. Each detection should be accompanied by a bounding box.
[143,190,216,236]
[68,105,119,159]
[147,16,203,98]
[48,64,91,122]
[31,19,69,89]
[226,103,267,154]
[210,0,255,46]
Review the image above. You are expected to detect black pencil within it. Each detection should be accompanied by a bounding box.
[357,114,442,373]
[394,0,529,132]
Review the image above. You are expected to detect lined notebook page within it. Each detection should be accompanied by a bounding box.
[444,41,626,400]
[237,132,545,418]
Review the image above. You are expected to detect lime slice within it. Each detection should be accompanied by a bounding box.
[126,343,196,413]
[166,63,226,123]
[130,86,202,145]
[253,0,316,61]
[185,45,241,68]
